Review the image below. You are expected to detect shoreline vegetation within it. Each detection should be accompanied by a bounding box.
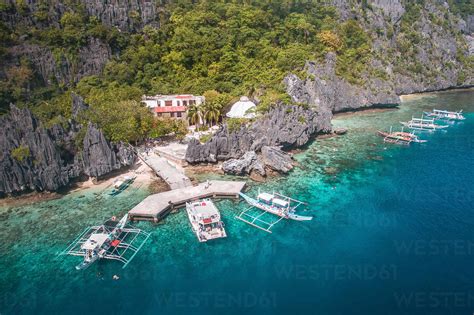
[0,161,167,208]
[2,87,468,207]
[1,0,472,197]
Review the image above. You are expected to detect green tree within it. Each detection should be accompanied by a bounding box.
[187,104,202,130]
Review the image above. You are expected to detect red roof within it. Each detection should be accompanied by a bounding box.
[111,240,121,247]
[154,106,187,113]
[175,95,194,99]
[203,218,212,224]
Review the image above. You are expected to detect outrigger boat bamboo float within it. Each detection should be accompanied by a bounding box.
[400,116,449,131]
[60,214,150,270]
[236,191,312,233]
[186,199,227,242]
[109,175,136,196]
[377,126,427,145]
[423,109,465,121]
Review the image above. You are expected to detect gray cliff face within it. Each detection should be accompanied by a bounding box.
[0,104,135,196]
[285,1,473,111]
[82,123,136,178]
[83,0,162,31]
[0,0,162,31]
[185,104,332,165]
[8,37,111,87]
[285,53,400,113]
[0,106,69,194]
[82,123,119,178]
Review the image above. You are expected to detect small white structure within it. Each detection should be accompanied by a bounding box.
[226,96,256,119]
[142,94,205,119]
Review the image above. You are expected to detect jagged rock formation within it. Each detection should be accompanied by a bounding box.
[285,1,473,112]
[221,146,294,176]
[0,104,135,196]
[261,146,294,173]
[186,104,331,175]
[285,53,400,113]
[83,0,161,30]
[7,37,112,87]
[0,106,70,194]
[186,104,331,164]
[71,92,89,118]
[222,151,264,176]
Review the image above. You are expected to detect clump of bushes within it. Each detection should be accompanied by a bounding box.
[226,118,248,133]
[11,145,30,162]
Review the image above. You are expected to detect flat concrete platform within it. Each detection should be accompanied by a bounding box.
[129,180,246,221]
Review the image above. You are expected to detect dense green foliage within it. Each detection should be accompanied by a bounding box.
[1,0,471,144]
[99,1,372,96]
[2,0,372,143]
[11,145,30,162]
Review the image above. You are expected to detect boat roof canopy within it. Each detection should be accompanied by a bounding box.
[257,193,274,202]
[272,198,289,207]
[191,200,219,218]
[81,233,109,250]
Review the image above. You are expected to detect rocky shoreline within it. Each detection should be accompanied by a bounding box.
[0,96,136,196]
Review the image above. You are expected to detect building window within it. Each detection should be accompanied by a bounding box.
[177,112,182,118]
[165,100,172,106]
[189,100,196,105]
[182,100,188,106]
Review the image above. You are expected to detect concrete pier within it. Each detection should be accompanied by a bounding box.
[133,145,192,189]
[142,154,192,189]
[129,180,246,222]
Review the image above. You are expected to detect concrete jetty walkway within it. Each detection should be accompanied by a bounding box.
[141,153,192,189]
[129,180,246,222]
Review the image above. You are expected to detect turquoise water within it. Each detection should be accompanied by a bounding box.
[1,90,473,314]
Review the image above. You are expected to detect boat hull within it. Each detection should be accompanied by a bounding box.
[288,213,313,221]
[75,255,99,270]
[423,112,465,121]
[400,122,448,130]
[239,193,312,221]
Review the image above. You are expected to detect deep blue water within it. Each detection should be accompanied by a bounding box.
[1,90,473,314]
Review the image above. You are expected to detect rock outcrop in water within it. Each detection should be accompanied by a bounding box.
[0,104,135,196]
[220,146,294,177]
[186,104,331,175]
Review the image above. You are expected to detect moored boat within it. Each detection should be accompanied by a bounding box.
[61,213,150,270]
[109,175,136,196]
[423,109,465,120]
[75,214,128,270]
[377,127,427,145]
[236,191,312,233]
[400,116,449,131]
[186,199,227,242]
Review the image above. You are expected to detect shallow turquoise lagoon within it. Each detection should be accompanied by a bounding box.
[1,90,473,314]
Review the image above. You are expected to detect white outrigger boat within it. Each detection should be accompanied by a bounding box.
[423,109,465,121]
[109,175,136,196]
[400,116,449,131]
[236,191,312,233]
[377,126,427,145]
[61,214,150,270]
[186,199,227,242]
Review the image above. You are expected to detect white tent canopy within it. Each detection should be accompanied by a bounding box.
[226,96,256,119]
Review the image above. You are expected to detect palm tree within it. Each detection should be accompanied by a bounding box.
[187,104,201,131]
[203,101,226,127]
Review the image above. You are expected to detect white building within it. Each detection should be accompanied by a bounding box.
[226,96,256,119]
[142,94,205,119]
